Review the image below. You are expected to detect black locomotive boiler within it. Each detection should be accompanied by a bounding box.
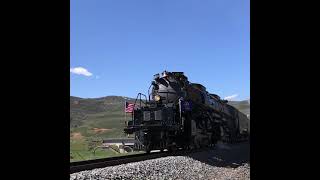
[124,71,249,153]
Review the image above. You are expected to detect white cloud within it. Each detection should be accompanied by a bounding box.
[224,94,238,100]
[70,67,93,76]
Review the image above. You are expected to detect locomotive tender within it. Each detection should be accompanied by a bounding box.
[124,71,249,153]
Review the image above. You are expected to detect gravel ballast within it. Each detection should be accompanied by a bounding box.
[70,142,250,180]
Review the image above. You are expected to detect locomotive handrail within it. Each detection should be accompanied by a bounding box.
[134,93,148,108]
[147,84,153,101]
[132,93,147,126]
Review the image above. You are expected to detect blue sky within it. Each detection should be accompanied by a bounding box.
[70,0,250,100]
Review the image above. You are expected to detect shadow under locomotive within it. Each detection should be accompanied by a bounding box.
[186,142,250,168]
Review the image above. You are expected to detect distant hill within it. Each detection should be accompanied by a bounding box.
[70,96,135,129]
[70,96,134,114]
[228,100,250,117]
[70,96,250,135]
[70,96,249,118]
[70,96,250,161]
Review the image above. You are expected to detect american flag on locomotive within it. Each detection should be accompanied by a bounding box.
[125,101,134,113]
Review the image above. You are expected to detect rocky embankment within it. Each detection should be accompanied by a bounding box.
[70,142,250,180]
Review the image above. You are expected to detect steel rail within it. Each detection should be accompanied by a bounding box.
[70,146,222,174]
[70,151,183,174]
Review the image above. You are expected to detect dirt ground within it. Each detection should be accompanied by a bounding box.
[91,128,111,134]
[70,132,84,140]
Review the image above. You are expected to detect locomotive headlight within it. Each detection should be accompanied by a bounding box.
[154,95,161,101]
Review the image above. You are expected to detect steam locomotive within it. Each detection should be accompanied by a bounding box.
[124,71,249,153]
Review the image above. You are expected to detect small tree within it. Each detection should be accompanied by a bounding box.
[87,137,103,151]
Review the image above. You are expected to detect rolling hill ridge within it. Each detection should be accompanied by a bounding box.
[70,96,250,135]
[70,95,250,161]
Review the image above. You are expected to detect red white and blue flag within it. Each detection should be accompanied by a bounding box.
[125,102,134,113]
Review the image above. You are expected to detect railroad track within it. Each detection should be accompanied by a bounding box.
[70,151,182,174]
[70,147,213,174]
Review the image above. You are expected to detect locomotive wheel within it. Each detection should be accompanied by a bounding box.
[160,141,165,152]
[195,139,201,149]
[146,147,151,153]
[145,144,151,154]
[191,136,200,149]
[183,144,190,151]
[168,145,177,153]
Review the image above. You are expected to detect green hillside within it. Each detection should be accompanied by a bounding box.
[70,96,250,139]
[70,96,138,162]
[70,96,136,138]
[70,96,250,161]
[228,99,250,116]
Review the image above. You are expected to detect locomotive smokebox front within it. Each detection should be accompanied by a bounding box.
[153,72,185,103]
